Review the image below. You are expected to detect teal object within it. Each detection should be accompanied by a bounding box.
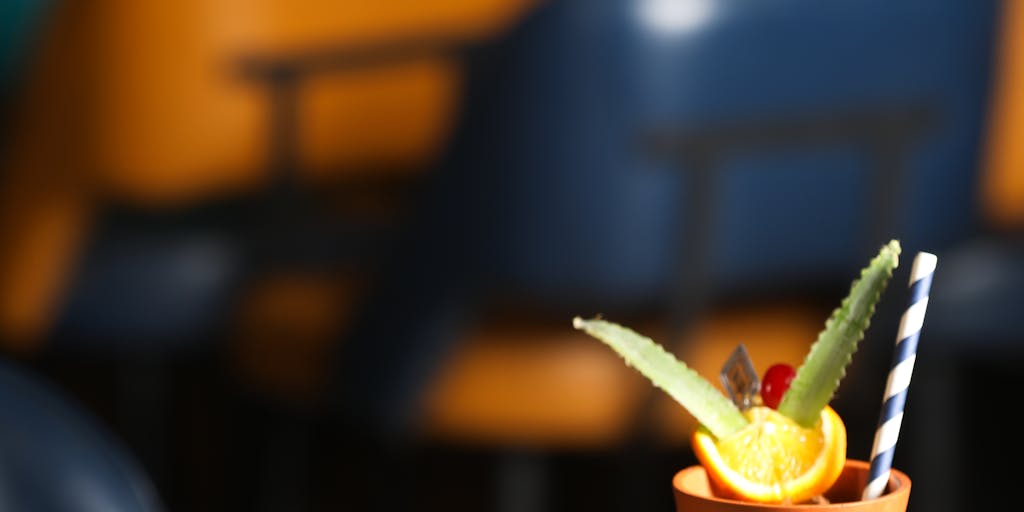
[1,0,53,92]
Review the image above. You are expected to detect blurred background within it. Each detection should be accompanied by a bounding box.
[0,0,1021,511]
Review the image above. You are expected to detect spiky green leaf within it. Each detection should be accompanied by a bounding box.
[573,317,749,439]
[777,240,901,427]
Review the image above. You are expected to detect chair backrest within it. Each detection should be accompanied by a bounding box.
[0,358,163,511]
[462,0,998,311]
[0,0,537,350]
[65,0,536,205]
[979,0,1024,230]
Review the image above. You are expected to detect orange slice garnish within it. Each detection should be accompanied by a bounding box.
[691,405,846,504]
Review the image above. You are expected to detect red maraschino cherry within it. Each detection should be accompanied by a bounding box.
[761,363,796,409]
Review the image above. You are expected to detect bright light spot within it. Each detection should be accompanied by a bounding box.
[636,0,715,36]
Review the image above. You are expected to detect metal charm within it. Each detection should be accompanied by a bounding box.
[720,343,760,411]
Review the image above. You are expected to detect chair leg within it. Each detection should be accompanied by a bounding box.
[256,413,312,512]
[116,361,171,497]
[614,439,663,512]
[495,449,548,512]
[906,353,961,512]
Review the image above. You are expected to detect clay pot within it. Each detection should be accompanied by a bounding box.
[673,460,910,512]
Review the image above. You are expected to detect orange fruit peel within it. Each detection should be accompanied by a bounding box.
[692,405,846,504]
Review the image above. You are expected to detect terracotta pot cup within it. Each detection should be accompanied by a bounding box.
[673,460,910,512]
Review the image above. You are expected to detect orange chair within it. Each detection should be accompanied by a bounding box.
[0,0,539,347]
[0,0,539,507]
[979,0,1024,233]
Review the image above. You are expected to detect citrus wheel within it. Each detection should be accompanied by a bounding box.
[691,405,846,504]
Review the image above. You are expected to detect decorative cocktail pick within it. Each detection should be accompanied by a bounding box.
[719,344,759,411]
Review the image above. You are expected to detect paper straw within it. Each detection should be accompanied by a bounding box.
[862,251,936,500]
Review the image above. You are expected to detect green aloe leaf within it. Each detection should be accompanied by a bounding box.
[777,240,901,427]
[573,317,749,440]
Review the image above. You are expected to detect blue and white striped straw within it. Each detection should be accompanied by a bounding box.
[862,251,936,500]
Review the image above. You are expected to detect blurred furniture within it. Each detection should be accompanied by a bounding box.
[1,0,534,354]
[0,0,536,508]
[643,105,937,444]
[356,0,996,510]
[229,30,521,512]
[978,0,1024,234]
[0,356,163,512]
[906,2,1024,511]
[0,1,1000,511]
[644,105,936,338]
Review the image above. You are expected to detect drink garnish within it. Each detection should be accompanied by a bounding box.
[777,240,900,427]
[719,344,760,411]
[572,317,749,440]
[572,240,902,503]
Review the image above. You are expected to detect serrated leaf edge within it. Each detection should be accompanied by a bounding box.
[573,317,749,439]
[776,240,901,427]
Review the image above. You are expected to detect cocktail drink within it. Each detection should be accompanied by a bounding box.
[575,240,912,510]
[672,460,910,512]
